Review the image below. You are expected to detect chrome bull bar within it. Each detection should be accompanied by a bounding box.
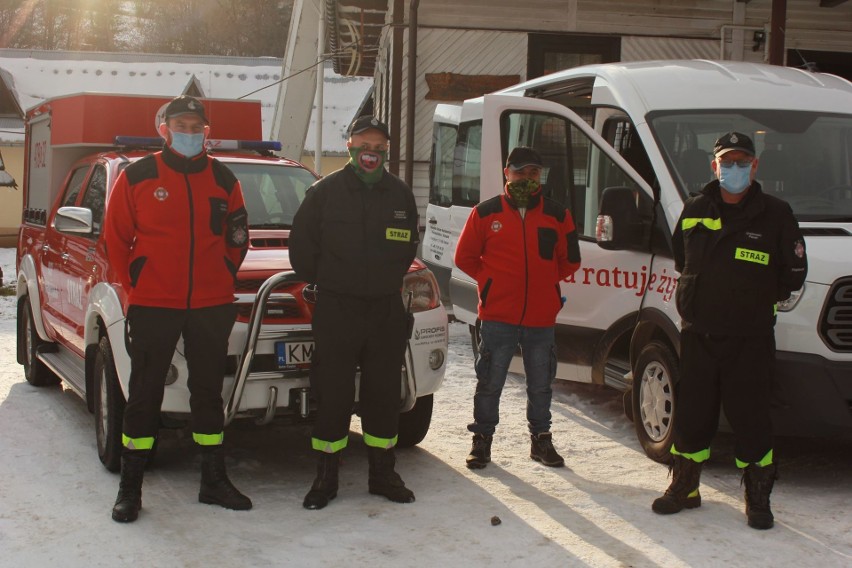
[224,271,304,425]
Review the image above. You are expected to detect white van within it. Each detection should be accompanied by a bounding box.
[422,60,852,462]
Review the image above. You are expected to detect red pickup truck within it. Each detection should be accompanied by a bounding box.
[16,93,448,471]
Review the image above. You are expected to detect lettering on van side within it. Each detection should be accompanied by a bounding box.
[562,265,678,302]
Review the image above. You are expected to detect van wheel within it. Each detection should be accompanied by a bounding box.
[633,341,678,464]
[19,297,59,387]
[94,335,125,472]
[397,394,433,448]
[469,321,482,358]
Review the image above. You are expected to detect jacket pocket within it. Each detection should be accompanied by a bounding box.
[675,273,698,321]
[537,227,557,260]
[129,256,147,288]
[209,197,228,236]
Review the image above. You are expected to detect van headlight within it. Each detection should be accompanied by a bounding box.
[777,284,805,312]
[402,268,442,312]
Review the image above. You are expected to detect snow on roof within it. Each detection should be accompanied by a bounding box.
[0,48,372,154]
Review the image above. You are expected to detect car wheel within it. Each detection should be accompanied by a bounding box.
[396,394,433,448]
[20,297,59,387]
[94,335,125,472]
[633,340,678,464]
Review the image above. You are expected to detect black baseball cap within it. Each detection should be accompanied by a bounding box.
[506,146,543,171]
[714,131,755,157]
[164,95,208,124]
[348,115,391,139]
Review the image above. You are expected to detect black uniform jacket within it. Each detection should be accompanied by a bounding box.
[289,164,419,298]
[673,180,807,336]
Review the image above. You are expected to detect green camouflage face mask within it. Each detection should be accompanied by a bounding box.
[349,147,387,185]
[506,178,539,207]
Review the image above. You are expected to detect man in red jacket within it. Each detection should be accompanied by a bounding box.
[455,146,580,469]
[104,95,251,523]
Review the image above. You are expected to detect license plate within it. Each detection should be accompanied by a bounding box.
[275,341,314,369]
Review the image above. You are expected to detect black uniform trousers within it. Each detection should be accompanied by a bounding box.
[310,290,408,449]
[673,329,774,464]
[122,303,237,443]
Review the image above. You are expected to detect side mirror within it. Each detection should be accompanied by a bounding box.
[596,186,642,251]
[54,206,94,234]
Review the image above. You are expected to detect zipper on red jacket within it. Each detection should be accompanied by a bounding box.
[518,208,529,325]
[184,171,195,309]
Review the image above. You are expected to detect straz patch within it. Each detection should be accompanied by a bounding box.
[154,187,169,201]
[386,228,411,242]
[735,247,769,265]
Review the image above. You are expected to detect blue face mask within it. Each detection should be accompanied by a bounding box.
[718,163,752,194]
[169,130,205,158]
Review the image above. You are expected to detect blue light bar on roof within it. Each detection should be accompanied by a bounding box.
[114,137,282,152]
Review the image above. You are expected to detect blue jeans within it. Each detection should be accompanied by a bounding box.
[468,320,557,436]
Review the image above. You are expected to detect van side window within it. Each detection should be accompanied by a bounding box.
[452,121,482,206]
[499,110,643,240]
[430,123,457,207]
[602,118,656,187]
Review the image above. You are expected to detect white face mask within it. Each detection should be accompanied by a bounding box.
[718,163,752,194]
[169,130,205,157]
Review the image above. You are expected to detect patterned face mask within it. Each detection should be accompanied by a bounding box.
[348,147,387,185]
[506,178,540,207]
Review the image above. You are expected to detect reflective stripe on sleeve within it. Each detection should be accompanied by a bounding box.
[681,217,722,231]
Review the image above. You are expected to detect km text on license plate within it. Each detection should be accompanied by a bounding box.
[275,341,314,368]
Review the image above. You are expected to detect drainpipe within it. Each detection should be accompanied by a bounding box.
[315,1,325,174]
[390,0,404,175]
[404,0,420,188]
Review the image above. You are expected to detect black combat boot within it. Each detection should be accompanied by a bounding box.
[530,432,565,467]
[367,447,415,503]
[743,463,777,530]
[198,445,253,510]
[466,433,493,469]
[112,449,149,523]
[303,451,340,510]
[652,455,703,514]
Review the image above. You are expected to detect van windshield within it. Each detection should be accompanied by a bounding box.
[649,110,852,222]
[227,162,318,229]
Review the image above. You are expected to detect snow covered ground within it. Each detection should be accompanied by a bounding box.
[0,246,850,567]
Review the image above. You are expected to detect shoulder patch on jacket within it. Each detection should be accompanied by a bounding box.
[541,198,566,222]
[211,159,238,195]
[475,196,504,218]
[125,155,159,185]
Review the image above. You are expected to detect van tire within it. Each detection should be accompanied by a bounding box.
[20,297,59,387]
[397,394,433,448]
[633,341,678,464]
[94,335,125,472]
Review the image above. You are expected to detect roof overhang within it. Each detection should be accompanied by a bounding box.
[327,0,388,77]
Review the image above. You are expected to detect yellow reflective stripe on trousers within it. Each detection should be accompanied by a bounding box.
[193,432,224,446]
[122,433,155,450]
[312,436,348,453]
[682,217,722,231]
[734,247,769,265]
[363,432,398,449]
[736,449,773,469]
[670,444,710,463]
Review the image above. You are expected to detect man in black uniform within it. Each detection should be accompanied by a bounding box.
[652,132,807,529]
[289,116,419,510]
